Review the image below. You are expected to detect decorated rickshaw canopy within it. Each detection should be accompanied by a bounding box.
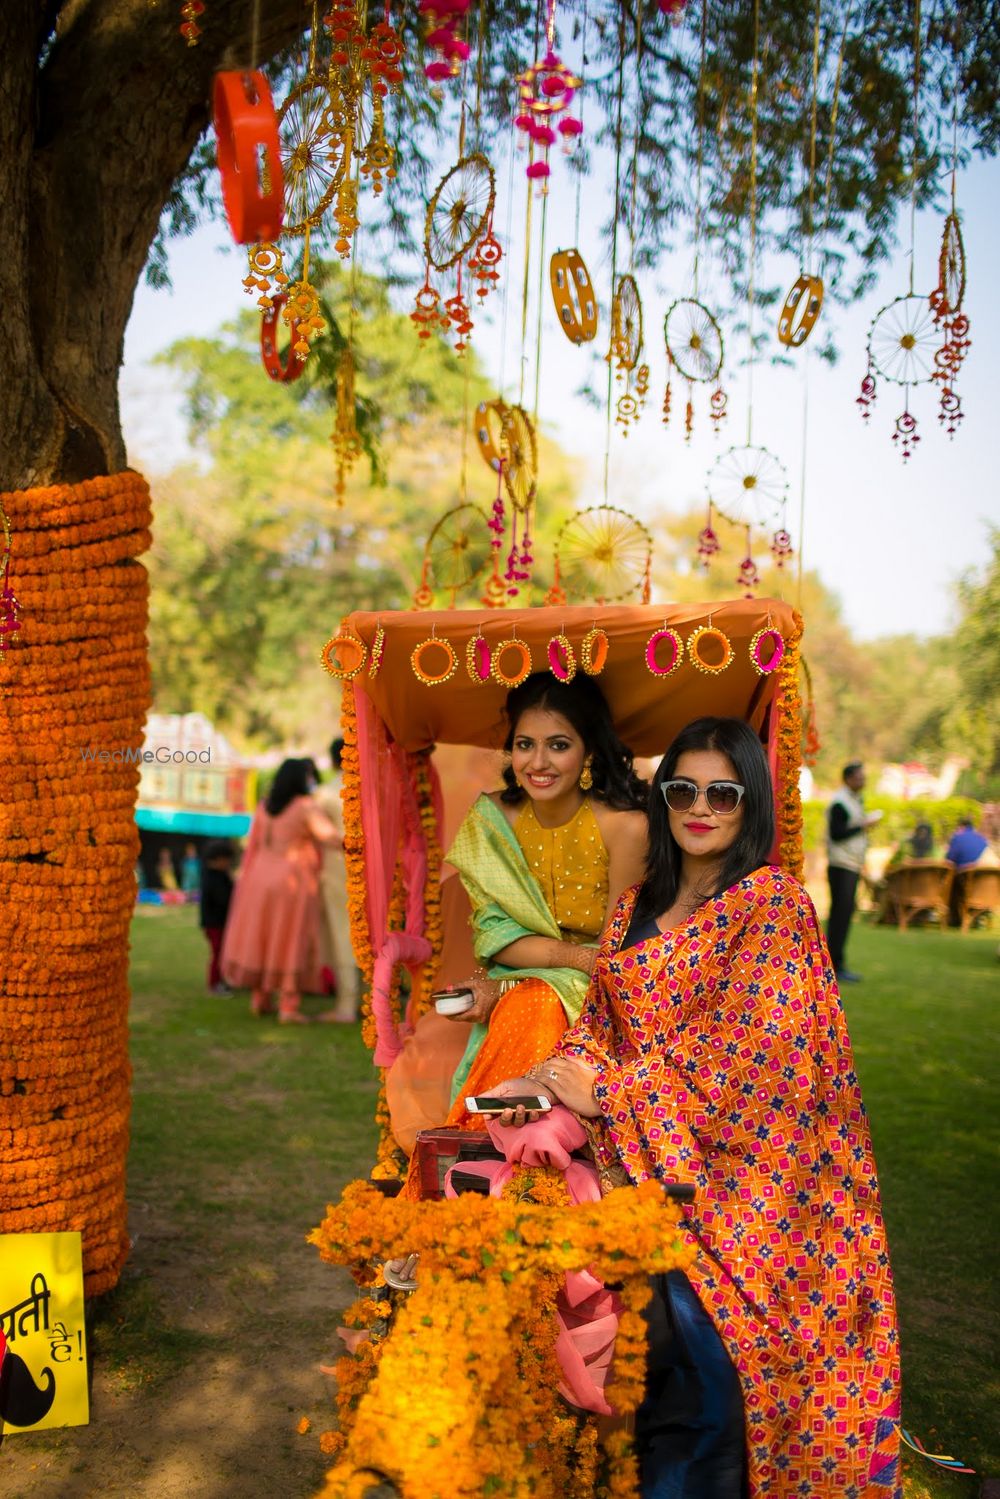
[340,598,801,757]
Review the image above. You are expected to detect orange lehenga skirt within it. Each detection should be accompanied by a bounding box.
[386,977,569,1159]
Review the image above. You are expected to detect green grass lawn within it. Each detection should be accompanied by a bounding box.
[2,908,995,1496]
[838,921,999,1494]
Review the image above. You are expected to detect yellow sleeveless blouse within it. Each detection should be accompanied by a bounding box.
[513,797,609,944]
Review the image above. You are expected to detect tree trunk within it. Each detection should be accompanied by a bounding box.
[0,0,308,491]
[0,0,305,1294]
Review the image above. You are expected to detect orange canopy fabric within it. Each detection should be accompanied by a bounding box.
[340,598,801,758]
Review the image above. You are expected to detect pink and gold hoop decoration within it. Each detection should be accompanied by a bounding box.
[580,627,609,677]
[547,633,577,682]
[411,635,458,685]
[491,637,533,689]
[466,629,492,683]
[320,628,367,680]
[749,625,785,675]
[686,623,733,676]
[368,622,386,678]
[645,627,683,678]
[419,0,471,83]
[514,0,582,189]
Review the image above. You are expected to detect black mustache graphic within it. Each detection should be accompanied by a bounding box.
[0,1350,57,1428]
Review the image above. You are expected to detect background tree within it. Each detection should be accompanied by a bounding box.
[145,265,577,744]
[4,0,998,492]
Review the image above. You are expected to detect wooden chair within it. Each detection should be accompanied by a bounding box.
[883,860,954,931]
[953,865,1000,933]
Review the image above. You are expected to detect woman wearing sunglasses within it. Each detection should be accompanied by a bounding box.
[506,716,900,1498]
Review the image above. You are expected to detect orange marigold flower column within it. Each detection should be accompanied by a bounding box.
[0,471,152,1295]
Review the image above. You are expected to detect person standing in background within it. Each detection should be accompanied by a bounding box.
[826,760,882,983]
[200,839,235,995]
[180,840,201,895]
[221,759,341,1022]
[313,738,361,1023]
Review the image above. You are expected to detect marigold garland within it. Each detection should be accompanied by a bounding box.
[309,1177,695,1498]
[402,748,443,1027]
[0,469,152,1295]
[774,609,805,878]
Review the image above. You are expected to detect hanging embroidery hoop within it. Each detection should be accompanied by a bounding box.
[645,627,683,677]
[491,637,533,688]
[687,624,733,675]
[580,627,609,676]
[547,633,577,682]
[749,625,785,675]
[320,629,367,680]
[411,635,458,685]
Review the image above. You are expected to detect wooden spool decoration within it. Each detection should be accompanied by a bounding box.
[777,274,824,348]
[550,249,599,344]
[474,399,508,474]
[260,294,307,383]
[212,69,284,244]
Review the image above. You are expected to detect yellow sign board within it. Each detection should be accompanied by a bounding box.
[0,1231,89,1433]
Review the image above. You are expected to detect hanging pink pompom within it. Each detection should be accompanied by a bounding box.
[425,59,454,80]
[514,112,533,132]
[558,116,583,137]
[530,123,556,147]
[526,160,551,179]
[446,36,471,60]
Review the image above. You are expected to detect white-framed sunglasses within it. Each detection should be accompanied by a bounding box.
[660,778,746,815]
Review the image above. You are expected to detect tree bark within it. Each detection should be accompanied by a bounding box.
[0,0,307,492]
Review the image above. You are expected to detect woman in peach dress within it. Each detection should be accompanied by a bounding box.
[221,758,341,1023]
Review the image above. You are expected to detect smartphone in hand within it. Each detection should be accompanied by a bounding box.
[465,1094,552,1114]
[433,988,475,1016]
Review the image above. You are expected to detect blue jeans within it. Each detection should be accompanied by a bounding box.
[636,1271,747,1499]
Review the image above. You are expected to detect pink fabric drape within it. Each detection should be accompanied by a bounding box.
[442,1106,622,1415]
[354,686,441,1066]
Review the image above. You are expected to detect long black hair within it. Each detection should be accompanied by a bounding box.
[634,716,776,921]
[266,758,313,816]
[498,672,647,812]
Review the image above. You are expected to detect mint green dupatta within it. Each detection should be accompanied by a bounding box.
[446,795,592,1102]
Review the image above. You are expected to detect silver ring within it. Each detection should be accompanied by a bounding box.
[548,1069,558,1080]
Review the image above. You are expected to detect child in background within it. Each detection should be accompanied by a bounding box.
[181,840,201,895]
[200,839,235,996]
[156,847,178,891]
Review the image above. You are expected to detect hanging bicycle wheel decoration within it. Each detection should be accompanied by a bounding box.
[500,405,537,514]
[552,506,652,605]
[427,503,492,593]
[278,77,348,235]
[927,213,971,441]
[663,298,727,439]
[857,293,942,461]
[610,275,643,371]
[610,275,645,434]
[425,154,496,272]
[412,503,492,608]
[930,212,966,323]
[708,445,788,529]
[706,445,790,593]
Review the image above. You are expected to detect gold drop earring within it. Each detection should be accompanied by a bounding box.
[579,757,593,792]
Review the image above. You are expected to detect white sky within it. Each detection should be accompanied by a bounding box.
[121,129,1000,644]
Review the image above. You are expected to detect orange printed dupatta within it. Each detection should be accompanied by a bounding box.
[558,866,901,1498]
